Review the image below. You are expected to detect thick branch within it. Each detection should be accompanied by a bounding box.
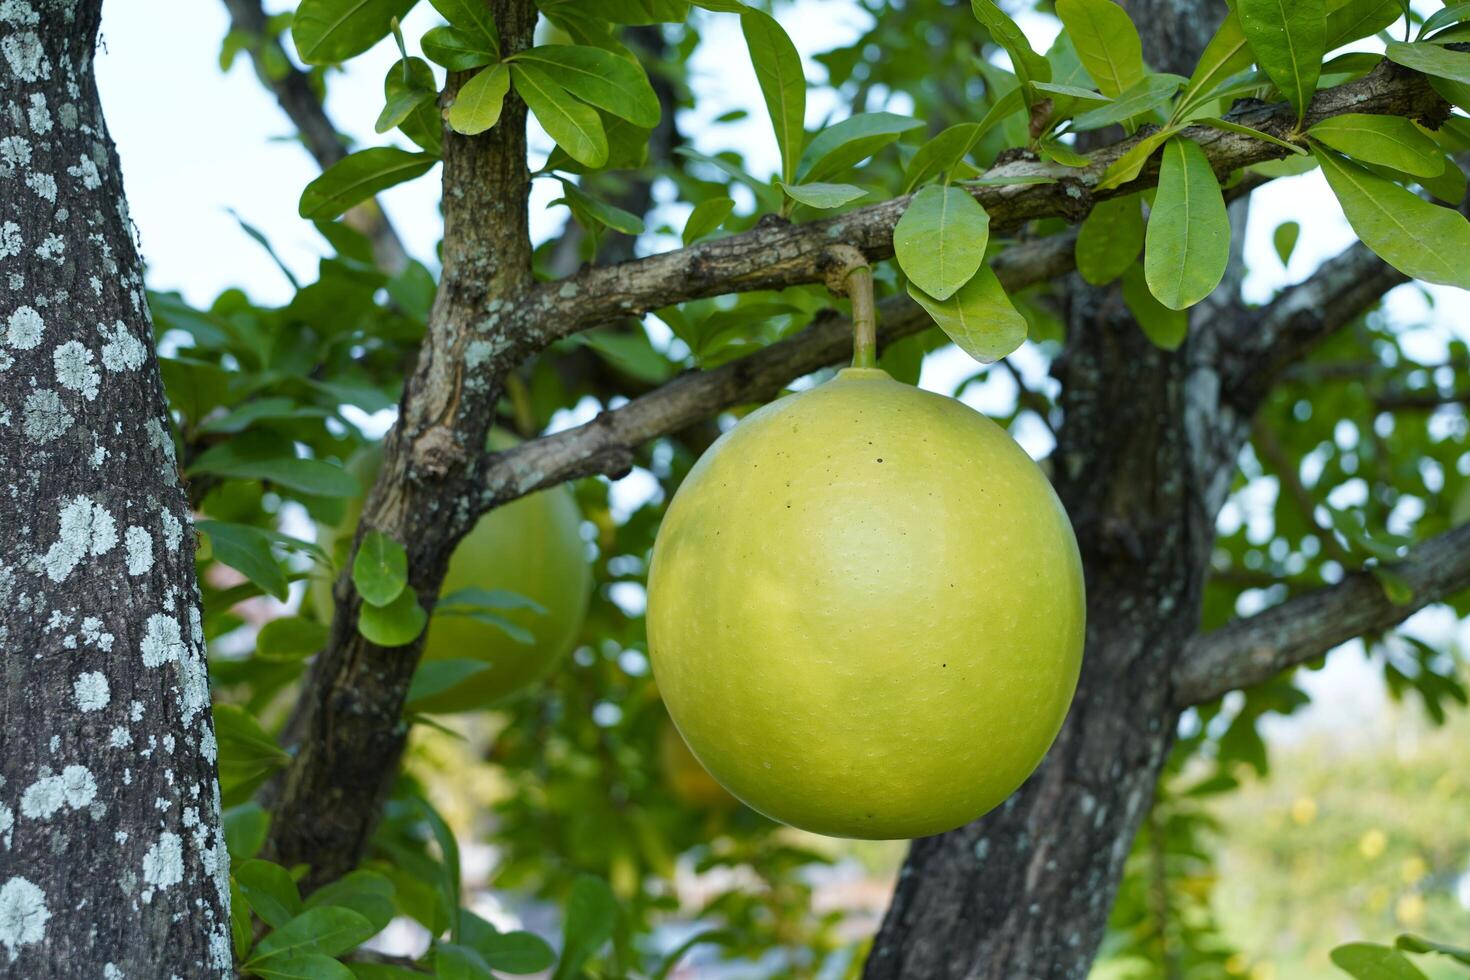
[507,59,1444,355]
[474,233,1077,507]
[221,0,408,272]
[1173,523,1470,705]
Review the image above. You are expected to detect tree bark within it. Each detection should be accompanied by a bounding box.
[0,2,230,976]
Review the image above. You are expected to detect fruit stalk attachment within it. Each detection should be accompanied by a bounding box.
[847,264,878,370]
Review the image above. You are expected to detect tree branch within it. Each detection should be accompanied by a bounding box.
[503,60,1444,358]
[1173,523,1470,706]
[221,0,409,273]
[473,231,1078,507]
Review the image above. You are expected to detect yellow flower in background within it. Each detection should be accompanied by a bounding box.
[1290,796,1318,825]
[1395,892,1426,928]
[1359,828,1387,860]
[1401,855,1428,884]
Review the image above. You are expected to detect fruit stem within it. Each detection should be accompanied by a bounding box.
[847,264,878,369]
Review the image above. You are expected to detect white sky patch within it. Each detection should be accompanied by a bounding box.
[73,671,109,712]
[0,876,48,962]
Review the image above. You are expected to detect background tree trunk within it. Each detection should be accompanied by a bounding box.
[0,3,230,975]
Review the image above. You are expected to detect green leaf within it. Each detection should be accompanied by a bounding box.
[257,616,329,662]
[434,943,492,980]
[232,880,254,961]
[1372,567,1416,606]
[447,63,510,136]
[475,931,555,974]
[902,89,1024,192]
[1095,124,1180,190]
[970,0,1051,104]
[682,197,734,244]
[1198,116,1308,154]
[250,906,378,964]
[1314,145,1470,287]
[1072,73,1184,131]
[558,180,646,234]
[1238,0,1324,122]
[798,112,922,183]
[414,795,462,944]
[357,587,428,646]
[198,521,290,601]
[1144,137,1231,310]
[292,0,417,65]
[353,530,408,607]
[651,930,739,980]
[235,859,302,929]
[1055,0,1145,98]
[421,25,496,70]
[224,803,270,861]
[552,876,618,980]
[192,441,361,498]
[300,147,437,221]
[406,658,491,708]
[1121,263,1188,349]
[1075,193,1144,285]
[778,181,867,209]
[1326,0,1402,49]
[1419,3,1470,39]
[428,0,498,53]
[1308,113,1445,177]
[1330,943,1429,980]
[250,953,356,980]
[511,63,608,168]
[376,57,436,134]
[893,185,990,302]
[512,45,660,128]
[1385,40,1470,84]
[1395,934,1470,966]
[906,266,1027,364]
[1176,11,1254,118]
[740,7,806,185]
[1273,219,1300,264]
[305,871,397,934]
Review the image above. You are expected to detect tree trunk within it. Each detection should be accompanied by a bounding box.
[865,4,1249,976]
[0,3,230,975]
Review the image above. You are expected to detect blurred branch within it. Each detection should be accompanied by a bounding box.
[1250,418,1351,564]
[1173,523,1470,706]
[221,0,409,273]
[507,60,1444,354]
[475,232,1078,508]
[1374,388,1470,411]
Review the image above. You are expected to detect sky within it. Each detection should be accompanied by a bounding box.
[91,1,1469,736]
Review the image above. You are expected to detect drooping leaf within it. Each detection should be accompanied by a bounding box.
[552,876,618,980]
[1385,39,1470,84]
[1072,73,1184,131]
[1055,0,1145,97]
[1273,219,1300,265]
[1144,137,1231,310]
[1238,0,1325,122]
[1314,145,1470,287]
[1121,263,1188,349]
[1076,193,1144,285]
[376,57,436,134]
[682,196,735,244]
[906,266,1028,364]
[447,64,511,136]
[1329,943,1430,980]
[778,181,868,209]
[512,64,608,167]
[357,587,428,646]
[893,184,990,301]
[353,530,409,607]
[798,112,923,183]
[1308,113,1445,177]
[512,45,661,128]
[299,148,438,221]
[740,7,806,184]
[292,0,417,65]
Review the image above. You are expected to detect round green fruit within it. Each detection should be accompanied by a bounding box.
[646,367,1085,839]
[313,435,592,712]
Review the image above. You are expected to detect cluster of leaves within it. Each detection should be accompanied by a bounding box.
[170,0,1470,974]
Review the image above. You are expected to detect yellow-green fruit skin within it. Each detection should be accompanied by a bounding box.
[314,439,592,712]
[646,368,1086,839]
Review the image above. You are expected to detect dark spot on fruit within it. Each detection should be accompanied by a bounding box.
[876,458,884,463]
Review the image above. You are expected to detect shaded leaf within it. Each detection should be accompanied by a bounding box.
[558,180,646,234]
[1309,113,1445,177]
[1385,39,1470,84]
[300,148,437,221]
[970,0,1051,103]
[1096,124,1180,190]
[257,616,329,662]
[906,267,1027,364]
[198,521,290,602]
[421,25,496,70]
[235,859,302,930]
[552,876,618,980]
[682,196,734,244]
[1238,0,1324,121]
[1076,193,1143,285]
[292,0,416,65]
[799,112,922,182]
[1121,264,1188,350]
[1144,137,1231,310]
[740,7,806,184]
[250,906,378,963]
[1273,219,1300,264]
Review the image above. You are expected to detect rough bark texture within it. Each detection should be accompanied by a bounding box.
[0,1,230,975]
[263,0,539,887]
